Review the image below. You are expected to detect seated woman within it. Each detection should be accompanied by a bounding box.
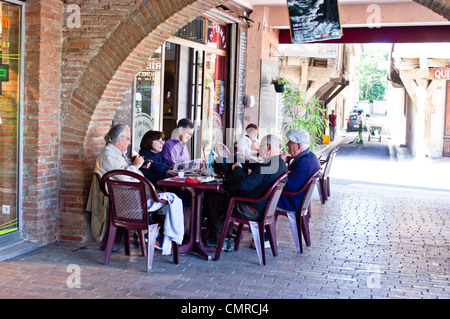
[139,130,177,185]
[139,130,192,245]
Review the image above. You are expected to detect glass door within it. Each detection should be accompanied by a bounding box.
[190,49,204,160]
[113,47,163,157]
[0,0,23,243]
[202,53,227,159]
[133,49,163,153]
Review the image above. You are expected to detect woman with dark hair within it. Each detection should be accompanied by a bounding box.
[139,130,192,245]
[139,130,177,184]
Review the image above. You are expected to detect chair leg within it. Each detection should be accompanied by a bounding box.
[249,221,265,265]
[146,224,159,272]
[214,222,229,262]
[123,229,130,256]
[139,230,146,257]
[234,224,244,251]
[286,212,302,254]
[301,214,311,247]
[99,219,110,251]
[266,221,278,257]
[172,241,179,265]
[320,179,328,202]
[326,177,331,197]
[105,224,117,265]
[317,183,325,204]
[307,203,312,219]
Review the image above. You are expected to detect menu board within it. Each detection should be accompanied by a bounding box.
[259,59,279,134]
[287,0,342,43]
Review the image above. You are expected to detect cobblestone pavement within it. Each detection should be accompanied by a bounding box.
[1,146,449,300]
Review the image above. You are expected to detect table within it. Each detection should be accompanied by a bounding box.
[158,177,223,261]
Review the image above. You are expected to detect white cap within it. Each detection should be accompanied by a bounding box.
[286,129,310,145]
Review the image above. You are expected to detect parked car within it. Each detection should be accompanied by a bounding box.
[346,112,368,132]
[352,108,370,117]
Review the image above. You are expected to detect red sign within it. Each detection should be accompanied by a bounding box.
[433,68,450,80]
[208,22,227,50]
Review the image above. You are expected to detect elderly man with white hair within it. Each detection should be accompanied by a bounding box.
[278,128,321,212]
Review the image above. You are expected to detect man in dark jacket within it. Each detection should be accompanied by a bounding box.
[278,129,320,213]
[205,134,288,250]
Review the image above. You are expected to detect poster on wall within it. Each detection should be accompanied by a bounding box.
[286,0,342,43]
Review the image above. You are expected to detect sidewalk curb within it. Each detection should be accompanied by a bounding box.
[388,139,398,162]
[315,135,342,157]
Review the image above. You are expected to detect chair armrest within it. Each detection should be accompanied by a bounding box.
[229,196,264,204]
[281,168,320,196]
[282,185,308,197]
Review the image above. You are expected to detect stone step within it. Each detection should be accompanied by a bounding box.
[0,240,38,262]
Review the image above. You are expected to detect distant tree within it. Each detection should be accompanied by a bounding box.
[359,45,388,103]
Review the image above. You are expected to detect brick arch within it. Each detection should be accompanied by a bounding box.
[58,0,226,241]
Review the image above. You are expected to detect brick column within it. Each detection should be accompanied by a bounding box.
[58,0,226,243]
[23,0,63,245]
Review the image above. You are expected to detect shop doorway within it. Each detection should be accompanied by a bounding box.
[0,0,24,246]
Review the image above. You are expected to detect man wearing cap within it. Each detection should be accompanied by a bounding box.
[278,129,321,212]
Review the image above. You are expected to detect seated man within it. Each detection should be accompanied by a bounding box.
[277,128,321,213]
[86,124,183,255]
[93,123,148,179]
[162,118,194,168]
[205,134,288,251]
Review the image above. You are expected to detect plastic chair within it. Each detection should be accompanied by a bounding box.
[101,169,178,272]
[214,172,289,265]
[214,142,232,159]
[317,146,339,203]
[275,168,321,253]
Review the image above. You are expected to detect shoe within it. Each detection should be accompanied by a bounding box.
[133,232,139,246]
[155,234,163,250]
[132,231,148,246]
[206,238,218,248]
[225,238,234,252]
[205,238,227,250]
[250,239,271,249]
[250,232,271,249]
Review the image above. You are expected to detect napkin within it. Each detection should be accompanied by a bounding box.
[185,177,201,184]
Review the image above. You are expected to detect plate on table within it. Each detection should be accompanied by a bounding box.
[193,176,215,183]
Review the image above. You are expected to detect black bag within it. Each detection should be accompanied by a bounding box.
[213,157,234,176]
[213,157,239,194]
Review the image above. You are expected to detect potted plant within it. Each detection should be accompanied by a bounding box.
[281,85,327,151]
[270,76,290,93]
